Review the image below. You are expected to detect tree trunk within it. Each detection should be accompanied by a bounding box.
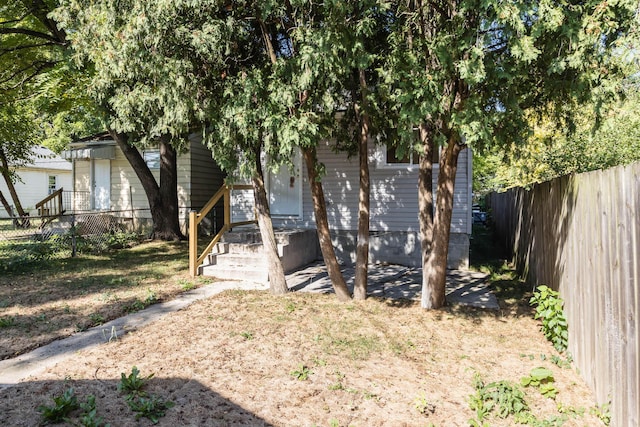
[252,156,289,295]
[0,190,17,227]
[157,139,184,240]
[421,137,463,309]
[303,146,352,301]
[418,121,435,302]
[0,145,28,227]
[109,130,184,241]
[354,68,371,301]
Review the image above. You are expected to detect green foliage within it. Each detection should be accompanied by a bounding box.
[0,316,16,328]
[37,387,80,424]
[290,364,312,381]
[118,366,153,397]
[119,366,173,424]
[126,395,175,424]
[590,401,612,426]
[469,374,529,423]
[521,367,558,399]
[76,395,110,427]
[413,392,436,415]
[530,285,569,353]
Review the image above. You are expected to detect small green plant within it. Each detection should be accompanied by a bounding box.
[521,367,558,399]
[118,366,153,397]
[240,331,254,340]
[550,353,573,368]
[290,364,312,381]
[144,289,158,305]
[413,392,436,415]
[469,374,529,423]
[77,395,110,427]
[126,395,175,424]
[590,401,611,426]
[89,313,105,325]
[530,285,569,353]
[285,301,296,313]
[178,278,196,291]
[37,387,80,424]
[0,316,16,328]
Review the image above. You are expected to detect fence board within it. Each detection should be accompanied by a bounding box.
[489,162,640,426]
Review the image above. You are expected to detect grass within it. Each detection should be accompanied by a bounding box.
[0,240,211,360]
[470,224,533,315]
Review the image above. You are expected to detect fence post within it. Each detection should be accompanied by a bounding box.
[71,213,77,257]
[189,210,198,277]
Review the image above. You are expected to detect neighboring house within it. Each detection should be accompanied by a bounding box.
[61,133,225,231]
[231,139,472,269]
[0,146,72,218]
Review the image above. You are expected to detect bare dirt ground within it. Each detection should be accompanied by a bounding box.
[0,240,608,426]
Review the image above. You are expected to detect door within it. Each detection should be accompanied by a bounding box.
[268,151,302,217]
[93,159,110,210]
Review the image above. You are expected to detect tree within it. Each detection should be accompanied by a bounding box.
[0,100,39,225]
[386,0,637,308]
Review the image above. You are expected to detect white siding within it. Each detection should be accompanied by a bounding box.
[0,168,72,217]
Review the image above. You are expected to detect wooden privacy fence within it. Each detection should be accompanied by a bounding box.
[488,162,639,426]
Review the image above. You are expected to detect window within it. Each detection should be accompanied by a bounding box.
[143,150,160,169]
[382,138,439,168]
[48,175,57,194]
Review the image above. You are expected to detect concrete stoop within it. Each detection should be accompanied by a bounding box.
[199,228,320,282]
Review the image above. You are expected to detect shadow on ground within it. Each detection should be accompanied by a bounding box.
[0,377,271,427]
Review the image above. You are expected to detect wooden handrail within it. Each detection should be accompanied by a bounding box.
[35,188,63,213]
[189,184,256,276]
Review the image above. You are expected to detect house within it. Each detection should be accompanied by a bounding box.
[61,133,225,232]
[0,146,72,218]
[223,138,472,271]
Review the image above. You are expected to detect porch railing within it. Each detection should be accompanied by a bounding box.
[189,184,256,277]
[35,188,65,226]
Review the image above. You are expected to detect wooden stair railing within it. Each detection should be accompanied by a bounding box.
[189,184,256,277]
[35,188,65,227]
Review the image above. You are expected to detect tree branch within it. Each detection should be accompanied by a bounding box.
[0,27,62,43]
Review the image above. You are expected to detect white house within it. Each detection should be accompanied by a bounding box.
[0,146,72,218]
[61,133,225,231]
[230,139,473,269]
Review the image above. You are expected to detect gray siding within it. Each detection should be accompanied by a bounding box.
[188,136,225,210]
[271,140,471,235]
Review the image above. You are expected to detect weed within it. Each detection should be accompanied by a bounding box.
[557,402,585,418]
[550,354,573,369]
[413,392,436,415]
[144,289,158,305]
[126,395,175,424]
[37,387,79,424]
[123,299,146,313]
[178,278,196,291]
[285,301,296,313]
[590,401,611,426]
[118,366,152,397]
[530,285,569,353]
[290,364,312,381]
[89,313,105,325]
[240,331,254,340]
[521,367,557,399]
[469,374,529,423]
[77,395,109,427]
[0,316,16,328]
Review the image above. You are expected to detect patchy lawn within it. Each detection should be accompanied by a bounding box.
[0,233,608,426]
[0,240,212,360]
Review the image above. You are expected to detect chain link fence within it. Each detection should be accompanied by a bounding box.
[0,210,151,272]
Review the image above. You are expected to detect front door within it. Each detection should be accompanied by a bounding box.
[268,151,302,217]
[93,159,110,210]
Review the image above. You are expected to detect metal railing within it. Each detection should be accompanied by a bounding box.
[188,184,256,277]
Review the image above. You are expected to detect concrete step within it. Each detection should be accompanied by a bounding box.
[200,263,268,282]
[212,252,268,268]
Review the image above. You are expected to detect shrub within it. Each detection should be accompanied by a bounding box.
[530,285,569,353]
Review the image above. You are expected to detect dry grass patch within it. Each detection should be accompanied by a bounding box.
[0,241,212,359]
[1,291,606,426]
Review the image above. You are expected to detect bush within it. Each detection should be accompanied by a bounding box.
[530,285,569,353]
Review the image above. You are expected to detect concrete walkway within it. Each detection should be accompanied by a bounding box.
[0,263,497,389]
